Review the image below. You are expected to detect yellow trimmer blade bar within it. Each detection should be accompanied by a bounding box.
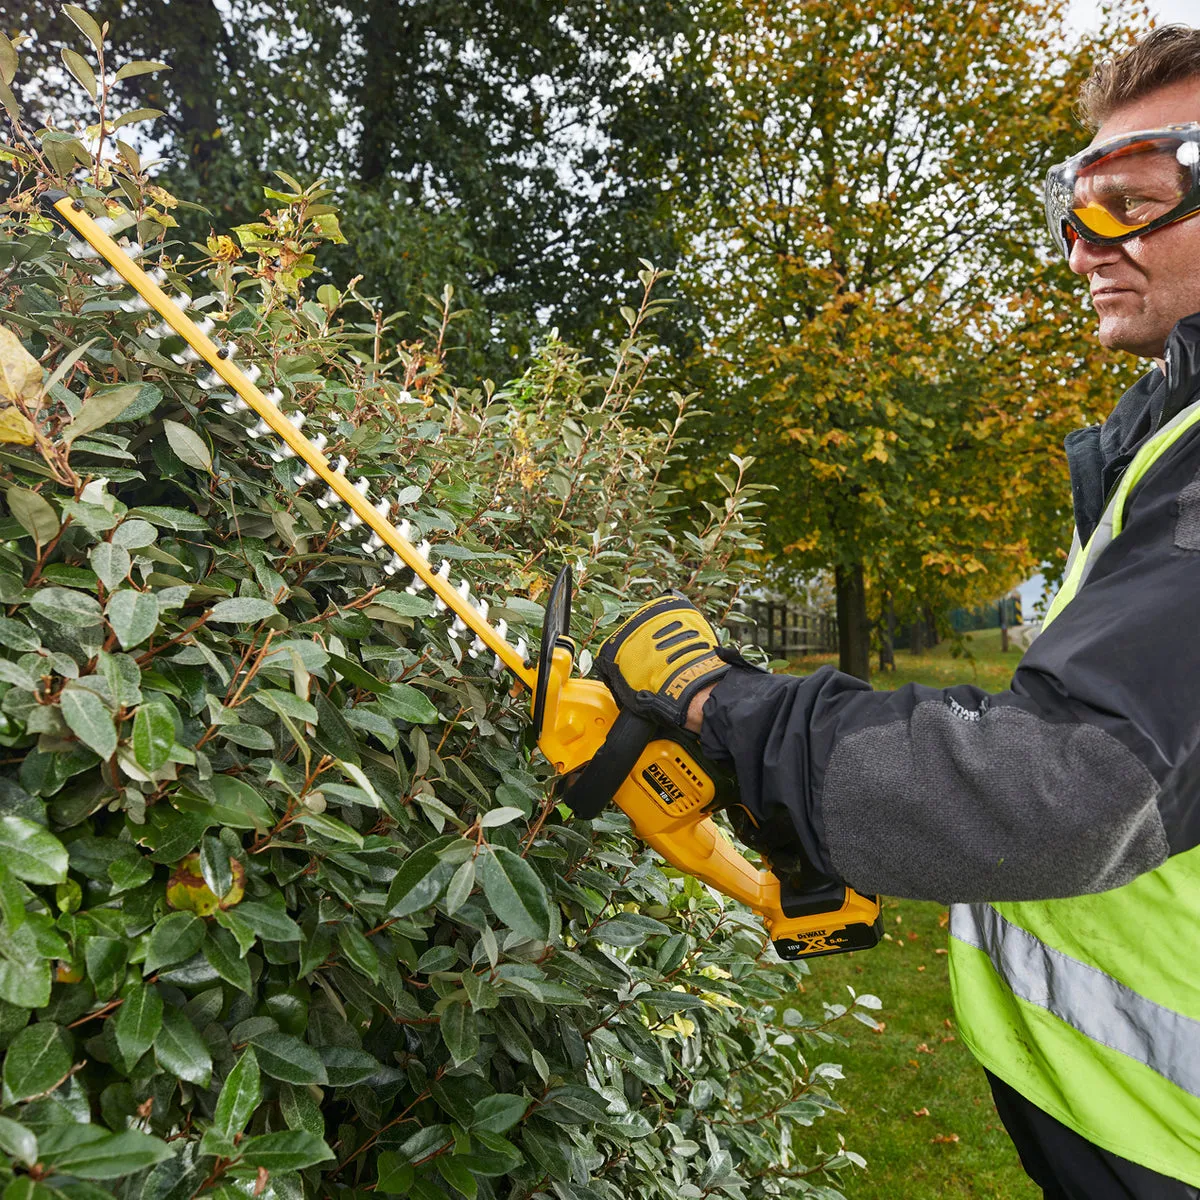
[44,192,535,688]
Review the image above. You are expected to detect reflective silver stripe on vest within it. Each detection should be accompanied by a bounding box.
[950,903,1200,1098]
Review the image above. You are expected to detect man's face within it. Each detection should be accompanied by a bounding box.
[1069,77,1200,362]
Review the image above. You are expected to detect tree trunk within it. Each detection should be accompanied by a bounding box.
[909,616,925,656]
[878,591,895,673]
[923,605,940,648]
[836,561,870,682]
[1000,597,1010,652]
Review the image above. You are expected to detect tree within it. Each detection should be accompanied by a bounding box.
[676,0,1147,678]
[3,0,723,370]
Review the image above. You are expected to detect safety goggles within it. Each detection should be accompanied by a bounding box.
[1044,123,1200,258]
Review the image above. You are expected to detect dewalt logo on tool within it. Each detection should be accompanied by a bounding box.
[643,762,685,805]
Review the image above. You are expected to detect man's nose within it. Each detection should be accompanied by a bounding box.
[1067,234,1124,276]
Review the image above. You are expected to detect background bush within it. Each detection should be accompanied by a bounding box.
[0,30,881,1200]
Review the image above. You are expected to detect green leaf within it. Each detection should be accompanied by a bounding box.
[62,4,103,53]
[317,1045,385,1088]
[0,959,50,1008]
[132,700,175,771]
[0,616,39,652]
[162,420,211,471]
[88,542,131,590]
[106,589,160,649]
[384,682,439,723]
[59,685,116,759]
[154,1006,212,1086]
[2,1022,72,1101]
[279,1082,324,1137]
[111,518,157,550]
[440,1000,479,1066]
[0,816,67,884]
[335,923,378,981]
[202,927,252,992]
[477,846,550,941]
[84,936,127,1000]
[370,592,434,617]
[221,899,301,943]
[144,912,205,974]
[6,488,59,546]
[295,811,363,847]
[0,1116,37,1166]
[212,1048,260,1142]
[471,1093,529,1135]
[309,691,359,765]
[199,835,233,898]
[114,981,163,1067]
[385,846,445,917]
[237,1130,333,1172]
[45,1128,171,1179]
[60,48,97,99]
[112,106,164,130]
[208,597,278,623]
[30,587,102,627]
[113,60,169,82]
[247,1031,328,1084]
[64,385,141,444]
[179,775,274,831]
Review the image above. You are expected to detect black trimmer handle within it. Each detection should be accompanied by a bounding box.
[561,709,658,819]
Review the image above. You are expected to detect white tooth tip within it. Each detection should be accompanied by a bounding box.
[266,389,284,404]
[456,580,471,598]
[374,498,391,516]
[242,365,262,384]
[434,598,447,613]
[199,372,220,391]
[397,520,412,540]
[436,560,451,579]
[310,434,327,452]
[385,554,405,576]
[119,298,150,313]
[416,541,432,560]
[339,514,362,531]
[353,477,370,495]
[333,456,349,474]
[515,638,528,660]
[496,620,508,639]
[476,600,489,620]
[95,269,120,287]
[176,295,193,311]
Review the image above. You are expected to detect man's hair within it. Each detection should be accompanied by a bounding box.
[1079,24,1200,130]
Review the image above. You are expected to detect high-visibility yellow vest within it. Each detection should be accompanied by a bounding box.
[948,392,1200,1186]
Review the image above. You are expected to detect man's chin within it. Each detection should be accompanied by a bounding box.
[1096,317,1168,360]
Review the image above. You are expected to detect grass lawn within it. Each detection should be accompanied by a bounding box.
[789,630,1040,1200]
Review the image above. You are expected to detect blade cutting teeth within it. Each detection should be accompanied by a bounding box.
[247,419,272,439]
[221,397,250,416]
[383,553,405,577]
[358,497,393,548]
[514,637,528,661]
[317,457,349,507]
[94,268,121,287]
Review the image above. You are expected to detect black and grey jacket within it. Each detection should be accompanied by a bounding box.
[700,314,1200,905]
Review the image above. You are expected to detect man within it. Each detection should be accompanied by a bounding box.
[595,25,1200,1200]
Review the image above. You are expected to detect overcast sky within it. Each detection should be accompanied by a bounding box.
[1069,0,1196,31]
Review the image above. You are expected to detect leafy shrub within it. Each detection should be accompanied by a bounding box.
[0,19,878,1200]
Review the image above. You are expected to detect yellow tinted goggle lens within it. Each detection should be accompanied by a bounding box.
[1070,137,1191,238]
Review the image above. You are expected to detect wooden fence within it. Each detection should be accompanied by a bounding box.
[730,597,838,660]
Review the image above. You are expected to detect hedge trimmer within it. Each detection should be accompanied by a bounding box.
[41,192,882,960]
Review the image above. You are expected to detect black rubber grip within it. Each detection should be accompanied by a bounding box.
[561,709,658,819]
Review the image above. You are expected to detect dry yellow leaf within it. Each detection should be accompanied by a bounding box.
[0,325,42,403]
[0,406,35,445]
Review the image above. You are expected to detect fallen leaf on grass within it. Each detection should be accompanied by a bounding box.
[915,1043,932,1054]
[931,1133,960,1144]
[912,1107,930,1117]
[935,948,948,955]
